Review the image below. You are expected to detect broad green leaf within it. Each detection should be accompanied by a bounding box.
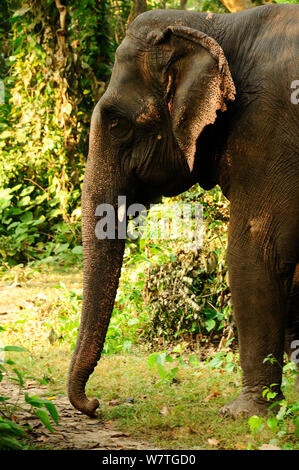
[12,367,24,387]
[10,184,22,193]
[20,211,33,223]
[157,363,167,380]
[35,409,54,433]
[35,193,48,204]
[43,401,59,425]
[147,354,157,370]
[19,186,35,197]
[267,416,278,433]
[12,5,31,17]
[25,393,44,408]
[0,188,13,201]
[72,245,82,255]
[1,346,28,352]
[0,436,24,450]
[17,196,31,207]
[248,415,264,433]
[0,423,12,432]
[205,319,216,332]
[0,418,24,436]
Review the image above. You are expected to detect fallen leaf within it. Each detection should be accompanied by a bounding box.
[160,406,169,416]
[208,438,219,447]
[204,390,221,402]
[108,399,123,406]
[235,443,247,450]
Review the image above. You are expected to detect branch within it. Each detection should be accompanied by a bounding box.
[55,0,67,59]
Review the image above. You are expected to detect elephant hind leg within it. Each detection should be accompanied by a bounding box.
[286,264,299,393]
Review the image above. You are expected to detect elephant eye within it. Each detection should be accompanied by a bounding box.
[109,115,132,141]
[110,118,119,129]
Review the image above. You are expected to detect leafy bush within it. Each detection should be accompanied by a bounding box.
[141,185,233,343]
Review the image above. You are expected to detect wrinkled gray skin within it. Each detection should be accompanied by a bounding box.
[68,5,299,418]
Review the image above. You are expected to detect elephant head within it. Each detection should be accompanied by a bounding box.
[68,12,236,417]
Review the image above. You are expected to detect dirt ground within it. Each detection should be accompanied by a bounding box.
[1,379,155,450]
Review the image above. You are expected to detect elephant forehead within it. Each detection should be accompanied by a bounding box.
[115,37,138,62]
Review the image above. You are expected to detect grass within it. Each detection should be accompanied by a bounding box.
[88,354,247,450]
[1,266,298,450]
[3,347,298,450]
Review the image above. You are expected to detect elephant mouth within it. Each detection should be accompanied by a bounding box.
[133,171,196,205]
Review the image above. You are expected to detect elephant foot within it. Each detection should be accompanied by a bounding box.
[219,390,284,419]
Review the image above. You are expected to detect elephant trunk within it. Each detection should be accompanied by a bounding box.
[68,236,125,416]
[68,103,126,416]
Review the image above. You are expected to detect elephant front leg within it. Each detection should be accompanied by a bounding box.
[220,220,292,418]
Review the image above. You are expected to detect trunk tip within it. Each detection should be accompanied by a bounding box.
[85,398,100,417]
[69,393,100,418]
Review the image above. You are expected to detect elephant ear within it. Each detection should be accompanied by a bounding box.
[151,26,236,171]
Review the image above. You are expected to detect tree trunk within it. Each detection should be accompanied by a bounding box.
[220,0,253,13]
[180,0,188,9]
[127,0,147,25]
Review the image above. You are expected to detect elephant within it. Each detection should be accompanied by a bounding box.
[68,4,299,418]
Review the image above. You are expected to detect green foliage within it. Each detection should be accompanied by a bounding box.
[0,0,115,265]
[0,416,25,450]
[275,0,299,3]
[0,333,59,449]
[24,393,59,433]
[141,185,232,342]
[205,348,238,372]
[247,361,299,450]
[104,275,150,354]
[148,351,181,384]
[147,344,239,389]
[0,183,82,265]
[187,0,227,13]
